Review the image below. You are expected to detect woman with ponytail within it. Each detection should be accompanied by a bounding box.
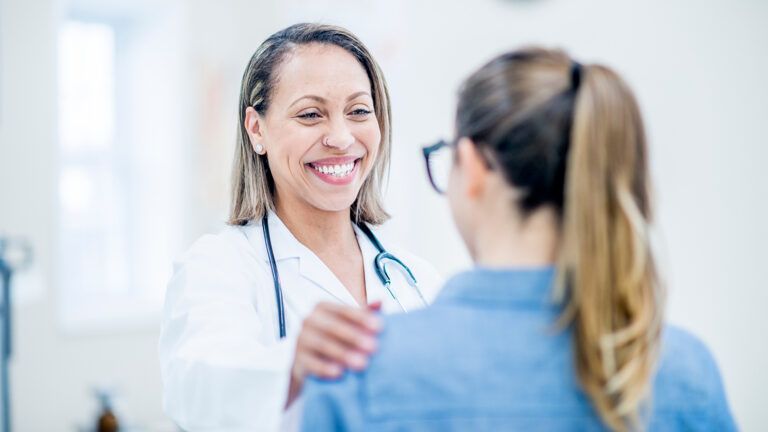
[300,47,735,431]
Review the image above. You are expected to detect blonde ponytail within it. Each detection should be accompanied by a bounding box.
[559,64,664,431]
[456,48,664,430]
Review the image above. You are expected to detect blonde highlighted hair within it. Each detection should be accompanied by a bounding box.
[457,47,664,431]
[229,23,392,226]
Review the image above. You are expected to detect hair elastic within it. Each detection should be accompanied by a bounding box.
[570,61,582,92]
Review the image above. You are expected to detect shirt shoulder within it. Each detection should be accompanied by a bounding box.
[656,325,724,400]
[300,372,367,431]
[300,306,451,429]
[653,325,736,430]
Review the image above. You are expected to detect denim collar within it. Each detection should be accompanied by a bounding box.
[434,266,558,308]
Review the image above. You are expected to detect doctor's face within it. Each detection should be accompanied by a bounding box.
[246,43,381,215]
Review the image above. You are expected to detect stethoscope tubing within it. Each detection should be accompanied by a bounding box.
[262,216,287,338]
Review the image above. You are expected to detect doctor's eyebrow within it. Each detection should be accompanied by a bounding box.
[287,91,372,109]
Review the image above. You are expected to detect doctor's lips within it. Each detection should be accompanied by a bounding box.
[306,156,362,185]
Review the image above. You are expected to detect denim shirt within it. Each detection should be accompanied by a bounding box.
[300,268,736,431]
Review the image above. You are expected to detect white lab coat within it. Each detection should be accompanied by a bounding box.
[158,211,443,432]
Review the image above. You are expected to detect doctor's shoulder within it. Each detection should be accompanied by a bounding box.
[168,223,268,292]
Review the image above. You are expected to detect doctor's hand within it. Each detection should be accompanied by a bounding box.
[285,301,382,407]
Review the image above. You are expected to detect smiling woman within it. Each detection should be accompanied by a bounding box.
[243,42,383,222]
[158,23,442,432]
[230,27,392,227]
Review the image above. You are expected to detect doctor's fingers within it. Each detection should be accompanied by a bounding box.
[304,307,380,352]
[294,350,344,379]
[298,330,370,371]
[313,302,383,333]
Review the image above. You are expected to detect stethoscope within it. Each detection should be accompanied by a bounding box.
[262,214,427,339]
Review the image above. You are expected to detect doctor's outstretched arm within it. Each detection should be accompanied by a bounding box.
[159,234,383,431]
[159,235,296,431]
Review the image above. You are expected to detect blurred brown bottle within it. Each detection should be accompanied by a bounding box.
[97,410,118,432]
[95,389,119,432]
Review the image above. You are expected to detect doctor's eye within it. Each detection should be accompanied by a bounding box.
[348,108,373,119]
[296,110,323,121]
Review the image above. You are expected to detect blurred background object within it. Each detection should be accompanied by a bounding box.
[0,0,766,430]
[0,237,33,432]
[93,388,118,432]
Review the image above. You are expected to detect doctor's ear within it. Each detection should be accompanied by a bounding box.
[245,107,266,154]
[456,137,489,200]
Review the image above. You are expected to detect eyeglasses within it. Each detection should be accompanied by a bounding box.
[422,139,454,194]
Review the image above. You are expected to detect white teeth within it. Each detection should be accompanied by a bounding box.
[312,161,356,178]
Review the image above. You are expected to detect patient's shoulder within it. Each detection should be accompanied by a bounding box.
[653,325,732,418]
[658,326,722,389]
[373,306,455,364]
[361,306,463,391]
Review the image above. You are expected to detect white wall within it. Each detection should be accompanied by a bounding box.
[1,0,766,430]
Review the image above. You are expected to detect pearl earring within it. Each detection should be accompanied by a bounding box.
[254,143,264,154]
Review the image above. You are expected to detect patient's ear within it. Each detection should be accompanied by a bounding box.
[456,138,489,200]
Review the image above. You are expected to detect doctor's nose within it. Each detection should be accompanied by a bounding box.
[322,122,355,150]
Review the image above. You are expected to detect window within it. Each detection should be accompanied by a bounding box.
[57,14,184,332]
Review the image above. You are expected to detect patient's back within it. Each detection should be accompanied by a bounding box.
[301,269,736,431]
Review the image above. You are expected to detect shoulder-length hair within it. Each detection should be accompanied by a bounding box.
[229,23,392,226]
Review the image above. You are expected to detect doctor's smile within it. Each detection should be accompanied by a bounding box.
[306,156,363,185]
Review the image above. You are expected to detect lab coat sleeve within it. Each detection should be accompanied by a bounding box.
[159,233,294,432]
[300,373,366,431]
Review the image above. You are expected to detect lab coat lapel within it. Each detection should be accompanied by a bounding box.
[242,211,303,262]
[295,247,358,306]
[252,211,360,307]
[267,212,357,306]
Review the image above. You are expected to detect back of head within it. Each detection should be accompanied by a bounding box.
[457,47,663,431]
